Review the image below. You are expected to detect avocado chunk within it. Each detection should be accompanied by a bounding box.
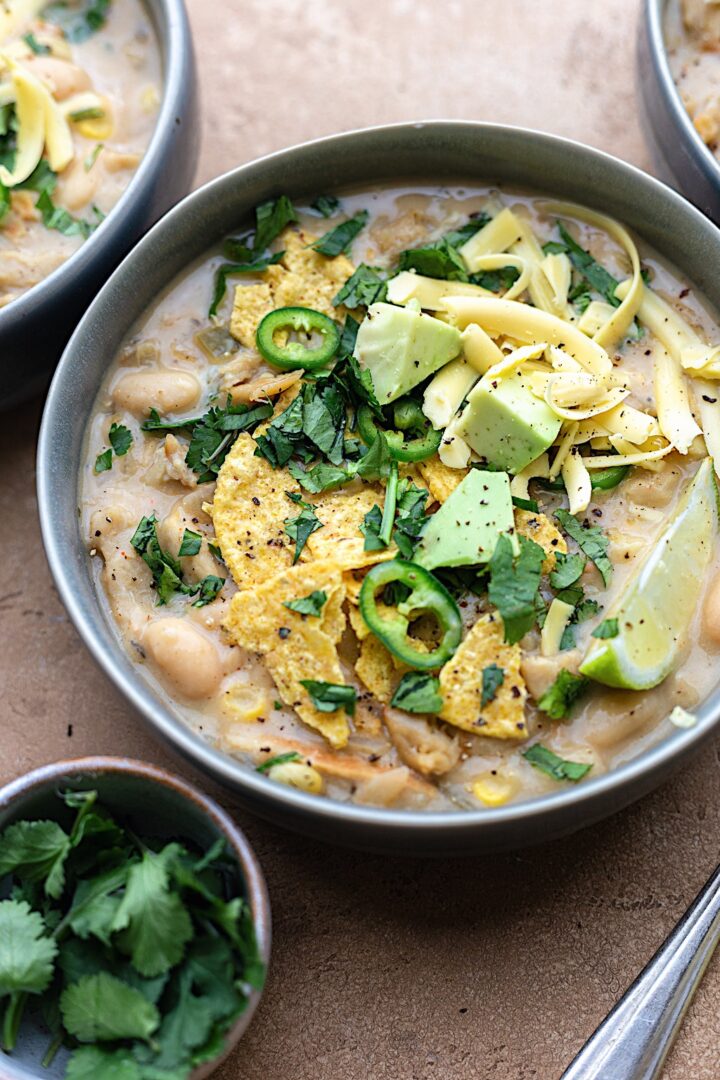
[452,370,562,474]
[415,469,515,571]
[353,302,462,404]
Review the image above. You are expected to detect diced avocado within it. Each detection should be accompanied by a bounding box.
[353,302,462,404]
[453,370,562,474]
[415,469,515,571]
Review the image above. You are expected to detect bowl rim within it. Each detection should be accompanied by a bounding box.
[644,0,720,190]
[0,0,193,333]
[37,118,720,840]
[0,755,271,1080]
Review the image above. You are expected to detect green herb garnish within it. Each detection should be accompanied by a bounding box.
[93,422,132,473]
[592,618,619,639]
[549,551,586,590]
[481,663,505,707]
[44,0,111,42]
[178,528,202,558]
[332,265,388,308]
[312,210,368,257]
[511,495,539,513]
[22,32,51,54]
[390,672,443,714]
[522,743,592,782]
[256,751,301,773]
[488,534,545,645]
[283,589,328,617]
[283,502,323,563]
[299,680,357,715]
[555,509,613,587]
[311,194,340,218]
[130,515,224,607]
[536,670,589,720]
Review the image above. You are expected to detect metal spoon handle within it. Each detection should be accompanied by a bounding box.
[561,863,720,1080]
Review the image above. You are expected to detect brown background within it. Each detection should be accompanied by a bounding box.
[3,0,720,1076]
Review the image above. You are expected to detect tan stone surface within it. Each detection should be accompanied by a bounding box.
[2,1,719,1077]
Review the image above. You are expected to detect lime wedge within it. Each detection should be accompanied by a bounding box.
[579,458,719,690]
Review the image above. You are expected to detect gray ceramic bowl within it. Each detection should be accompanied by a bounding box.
[0,756,271,1080]
[639,0,720,223]
[37,121,720,856]
[0,0,198,410]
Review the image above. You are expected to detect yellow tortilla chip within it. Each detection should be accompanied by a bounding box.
[514,509,567,574]
[223,560,350,748]
[438,613,528,740]
[348,602,369,640]
[355,636,398,705]
[307,485,394,569]
[210,433,299,589]
[418,458,468,503]
[229,227,353,348]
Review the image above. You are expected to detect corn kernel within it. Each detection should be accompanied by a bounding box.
[267,761,325,795]
[221,684,269,724]
[140,84,160,114]
[471,775,516,807]
[75,99,113,141]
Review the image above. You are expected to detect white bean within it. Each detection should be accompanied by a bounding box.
[142,619,223,700]
[55,157,100,211]
[112,370,201,416]
[703,574,720,647]
[25,57,91,100]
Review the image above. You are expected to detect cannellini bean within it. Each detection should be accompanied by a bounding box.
[142,619,223,700]
[267,761,325,794]
[157,488,217,582]
[623,465,679,509]
[55,157,101,211]
[24,57,91,99]
[112,369,201,416]
[703,573,720,647]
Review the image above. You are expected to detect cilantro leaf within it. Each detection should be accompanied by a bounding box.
[512,496,539,513]
[111,846,193,977]
[192,575,225,607]
[360,503,385,552]
[36,187,103,238]
[390,672,443,714]
[355,430,393,481]
[0,900,57,995]
[108,422,132,456]
[299,680,357,716]
[0,819,71,898]
[283,590,327,616]
[253,194,297,253]
[470,265,520,292]
[94,448,112,473]
[287,460,351,493]
[332,265,387,308]
[66,864,130,946]
[549,551,586,590]
[284,504,323,563]
[60,971,160,1041]
[131,517,192,606]
[178,529,202,558]
[23,32,51,54]
[65,1046,141,1080]
[398,237,468,281]
[256,751,301,773]
[592,617,619,639]
[311,194,340,218]
[481,663,505,707]
[555,509,613,586]
[488,534,545,644]
[537,670,589,720]
[556,222,620,308]
[312,210,368,257]
[393,479,430,558]
[522,743,592,782]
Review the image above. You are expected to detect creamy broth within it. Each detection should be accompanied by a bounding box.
[80,185,720,813]
[665,0,720,160]
[0,0,160,305]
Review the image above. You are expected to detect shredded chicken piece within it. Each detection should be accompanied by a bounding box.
[383,707,460,776]
[162,434,197,489]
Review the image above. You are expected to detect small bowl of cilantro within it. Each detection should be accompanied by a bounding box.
[0,756,271,1080]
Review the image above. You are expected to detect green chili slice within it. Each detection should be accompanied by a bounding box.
[357,399,441,463]
[359,559,462,670]
[256,305,340,370]
[539,464,631,494]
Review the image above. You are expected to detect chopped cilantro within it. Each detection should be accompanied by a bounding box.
[311,194,341,218]
[130,516,222,607]
[108,422,132,457]
[288,461,351,492]
[512,495,539,513]
[192,575,225,607]
[481,663,505,707]
[208,250,284,318]
[283,503,323,563]
[283,589,328,617]
[537,670,589,720]
[592,617,619,639]
[549,551,586,590]
[253,194,297,253]
[522,743,592,782]
[360,504,385,552]
[398,237,468,281]
[488,534,545,644]
[332,264,388,308]
[256,751,301,773]
[22,32,51,54]
[299,680,356,716]
[93,448,112,474]
[0,900,57,996]
[556,221,620,308]
[178,528,202,558]
[392,478,431,558]
[471,265,520,292]
[312,210,368,257]
[44,0,111,42]
[390,672,443,714]
[555,509,613,587]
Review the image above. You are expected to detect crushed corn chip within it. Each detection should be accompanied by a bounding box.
[355,636,398,704]
[307,486,394,569]
[418,458,468,503]
[230,228,354,348]
[439,613,528,739]
[210,433,299,588]
[514,509,567,573]
[223,560,350,748]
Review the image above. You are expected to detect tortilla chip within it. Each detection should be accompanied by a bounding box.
[438,612,528,740]
[514,509,567,574]
[229,228,353,348]
[307,485,394,569]
[223,560,350,747]
[210,432,299,589]
[355,636,398,704]
[418,458,468,503]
